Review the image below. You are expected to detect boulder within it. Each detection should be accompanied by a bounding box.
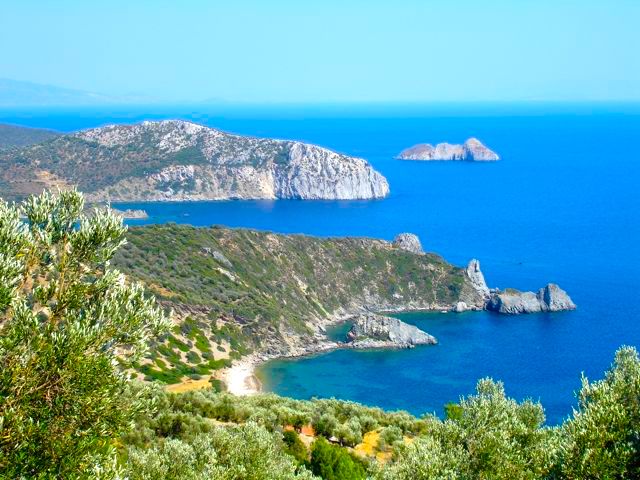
[454,301,469,313]
[393,233,423,255]
[201,247,233,269]
[346,313,437,348]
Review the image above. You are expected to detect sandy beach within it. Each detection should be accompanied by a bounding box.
[224,357,263,396]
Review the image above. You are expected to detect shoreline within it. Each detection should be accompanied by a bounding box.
[223,355,264,396]
[221,308,459,396]
[222,341,342,396]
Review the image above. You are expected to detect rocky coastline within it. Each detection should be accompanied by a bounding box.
[0,120,390,202]
[222,246,576,396]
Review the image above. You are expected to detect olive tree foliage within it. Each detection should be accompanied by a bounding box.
[380,379,556,480]
[451,378,557,479]
[125,422,316,480]
[0,190,170,478]
[554,346,640,479]
[377,435,467,480]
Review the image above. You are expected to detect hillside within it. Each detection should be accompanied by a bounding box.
[0,119,389,201]
[0,123,60,148]
[113,225,484,384]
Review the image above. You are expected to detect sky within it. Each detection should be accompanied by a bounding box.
[1,0,639,103]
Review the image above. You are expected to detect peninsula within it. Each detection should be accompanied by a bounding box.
[112,225,574,394]
[0,120,389,202]
[397,137,499,161]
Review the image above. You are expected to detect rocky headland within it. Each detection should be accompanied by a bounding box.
[0,120,389,202]
[397,138,499,161]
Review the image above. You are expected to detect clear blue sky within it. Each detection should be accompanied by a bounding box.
[2,0,639,103]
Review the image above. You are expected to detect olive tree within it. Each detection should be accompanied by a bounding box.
[555,346,640,479]
[377,436,467,480]
[0,190,170,478]
[126,423,316,480]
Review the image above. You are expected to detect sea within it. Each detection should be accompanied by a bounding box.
[2,102,639,424]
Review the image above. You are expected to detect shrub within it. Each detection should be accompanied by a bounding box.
[283,430,308,464]
[0,190,169,478]
[308,437,367,480]
[126,423,315,480]
[378,426,403,451]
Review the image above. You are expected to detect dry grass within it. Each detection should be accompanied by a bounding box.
[166,377,212,393]
[354,430,380,458]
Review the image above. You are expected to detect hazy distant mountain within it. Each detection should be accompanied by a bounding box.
[0,123,60,148]
[0,78,152,107]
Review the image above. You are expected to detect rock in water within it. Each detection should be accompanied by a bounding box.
[110,208,149,219]
[393,233,424,254]
[396,138,499,161]
[454,301,469,313]
[487,283,576,314]
[539,283,576,311]
[346,313,437,348]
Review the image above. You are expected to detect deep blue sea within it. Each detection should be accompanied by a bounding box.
[3,103,639,424]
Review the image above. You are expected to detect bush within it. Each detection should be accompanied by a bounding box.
[378,426,403,451]
[283,430,308,464]
[308,437,367,480]
[126,423,315,480]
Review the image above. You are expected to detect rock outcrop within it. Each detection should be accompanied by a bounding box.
[346,313,437,348]
[466,259,490,299]
[0,120,390,202]
[487,283,576,314]
[110,208,149,219]
[393,233,423,254]
[397,138,499,162]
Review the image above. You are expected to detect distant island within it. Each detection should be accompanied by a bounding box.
[0,120,389,202]
[397,137,499,161]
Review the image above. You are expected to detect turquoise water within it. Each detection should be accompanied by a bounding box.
[3,103,639,423]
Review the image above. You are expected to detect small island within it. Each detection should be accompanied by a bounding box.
[110,208,149,220]
[397,138,499,161]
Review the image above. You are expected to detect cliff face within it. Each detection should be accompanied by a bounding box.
[0,120,389,202]
[397,138,499,161]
